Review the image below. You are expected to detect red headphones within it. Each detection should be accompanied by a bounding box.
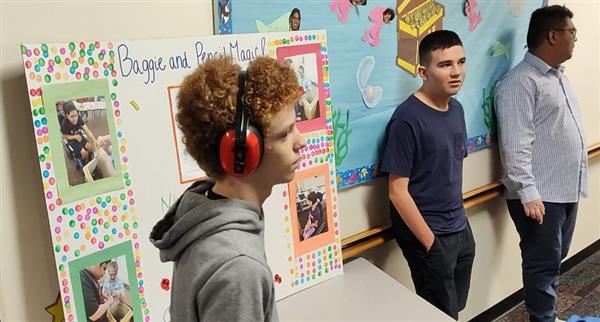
[219,71,264,176]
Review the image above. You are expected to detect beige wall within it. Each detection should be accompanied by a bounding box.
[1,1,598,321]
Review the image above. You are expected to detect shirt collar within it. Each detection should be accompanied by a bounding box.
[524,51,565,74]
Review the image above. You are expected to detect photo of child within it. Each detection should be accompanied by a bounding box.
[56,97,117,186]
[80,256,135,322]
[282,53,320,123]
[295,175,328,242]
[301,191,325,240]
[102,262,125,309]
[289,7,301,31]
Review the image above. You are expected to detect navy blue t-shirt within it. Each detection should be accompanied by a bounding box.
[380,94,467,234]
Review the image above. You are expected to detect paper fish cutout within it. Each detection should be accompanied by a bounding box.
[357,56,383,109]
[256,11,291,33]
[491,40,510,58]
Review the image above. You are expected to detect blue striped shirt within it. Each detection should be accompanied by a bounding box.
[495,52,588,203]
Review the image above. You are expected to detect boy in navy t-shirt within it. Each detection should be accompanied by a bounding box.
[380,30,475,320]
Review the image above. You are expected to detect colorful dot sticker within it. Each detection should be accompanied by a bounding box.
[288,244,342,287]
[299,130,332,170]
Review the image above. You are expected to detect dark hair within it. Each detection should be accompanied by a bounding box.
[383,8,395,21]
[99,259,112,266]
[62,100,78,115]
[290,8,301,31]
[307,191,323,213]
[307,191,321,203]
[527,5,573,50]
[418,30,463,66]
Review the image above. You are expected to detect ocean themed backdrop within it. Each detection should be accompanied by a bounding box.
[215,0,546,188]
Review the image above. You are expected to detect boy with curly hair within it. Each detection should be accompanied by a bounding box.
[150,56,305,322]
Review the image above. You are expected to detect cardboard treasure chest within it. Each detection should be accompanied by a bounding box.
[396,0,445,76]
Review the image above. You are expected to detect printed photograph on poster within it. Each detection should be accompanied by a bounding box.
[167,86,208,184]
[80,258,134,321]
[284,53,320,123]
[55,96,117,186]
[295,174,328,242]
[42,79,124,204]
[289,164,335,257]
[69,242,142,322]
[277,43,325,133]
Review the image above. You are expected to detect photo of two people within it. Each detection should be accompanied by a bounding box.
[80,257,135,322]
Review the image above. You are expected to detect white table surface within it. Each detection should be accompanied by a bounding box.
[277,257,455,321]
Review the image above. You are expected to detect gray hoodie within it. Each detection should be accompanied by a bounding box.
[150,180,278,322]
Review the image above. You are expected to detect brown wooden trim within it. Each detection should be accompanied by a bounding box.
[463,181,502,200]
[342,234,394,260]
[464,189,503,209]
[589,146,600,159]
[342,142,600,260]
[341,225,390,246]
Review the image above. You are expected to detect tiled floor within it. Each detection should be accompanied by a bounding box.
[495,250,600,321]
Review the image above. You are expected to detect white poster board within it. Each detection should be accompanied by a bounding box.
[21,30,343,321]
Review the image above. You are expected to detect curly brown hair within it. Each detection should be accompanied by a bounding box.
[176,56,301,179]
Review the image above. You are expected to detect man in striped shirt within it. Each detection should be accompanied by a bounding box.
[495,5,587,322]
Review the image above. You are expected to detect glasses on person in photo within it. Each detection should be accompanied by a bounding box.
[553,28,577,39]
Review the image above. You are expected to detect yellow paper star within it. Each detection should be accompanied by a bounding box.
[45,292,65,322]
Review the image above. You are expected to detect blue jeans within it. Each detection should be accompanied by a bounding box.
[507,199,578,322]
